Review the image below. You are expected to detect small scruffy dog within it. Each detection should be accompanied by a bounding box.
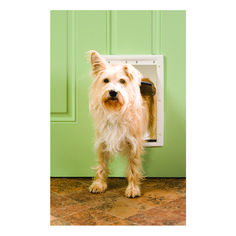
[88,50,156,198]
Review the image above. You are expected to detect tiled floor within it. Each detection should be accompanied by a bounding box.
[50,177,186,226]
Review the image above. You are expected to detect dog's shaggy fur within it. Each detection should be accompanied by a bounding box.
[88,50,156,198]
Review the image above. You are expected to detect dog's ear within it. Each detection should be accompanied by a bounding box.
[123,64,142,85]
[88,50,107,76]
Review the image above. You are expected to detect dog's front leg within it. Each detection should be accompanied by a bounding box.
[89,145,109,194]
[125,150,142,198]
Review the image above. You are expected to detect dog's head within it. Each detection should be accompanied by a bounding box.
[89,50,143,114]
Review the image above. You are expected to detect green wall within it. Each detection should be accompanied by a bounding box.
[50,10,186,177]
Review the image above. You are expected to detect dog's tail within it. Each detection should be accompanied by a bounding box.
[141,78,157,140]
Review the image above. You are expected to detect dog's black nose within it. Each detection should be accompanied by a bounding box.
[109,90,117,97]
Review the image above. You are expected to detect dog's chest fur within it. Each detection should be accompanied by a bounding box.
[96,115,131,154]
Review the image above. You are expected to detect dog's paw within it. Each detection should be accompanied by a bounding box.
[125,185,141,198]
[89,180,107,194]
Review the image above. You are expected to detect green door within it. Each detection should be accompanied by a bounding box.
[50,10,186,177]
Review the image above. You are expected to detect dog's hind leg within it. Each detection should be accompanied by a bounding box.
[89,144,110,194]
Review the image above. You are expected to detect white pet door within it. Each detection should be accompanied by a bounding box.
[102,55,164,147]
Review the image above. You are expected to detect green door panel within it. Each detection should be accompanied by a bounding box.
[50,10,186,177]
[76,10,107,54]
[110,11,153,55]
[50,11,76,122]
[50,11,68,113]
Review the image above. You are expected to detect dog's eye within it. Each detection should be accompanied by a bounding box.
[119,79,126,84]
[103,78,109,83]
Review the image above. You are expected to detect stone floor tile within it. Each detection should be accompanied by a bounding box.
[91,196,154,219]
[65,189,120,208]
[50,218,71,226]
[50,178,88,195]
[50,192,89,218]
[62,208,121,225]
[126,207,186,225]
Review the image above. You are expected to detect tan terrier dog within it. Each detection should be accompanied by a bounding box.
[88,50,156,198]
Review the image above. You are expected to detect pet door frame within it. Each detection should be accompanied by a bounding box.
[102,55,164,147]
